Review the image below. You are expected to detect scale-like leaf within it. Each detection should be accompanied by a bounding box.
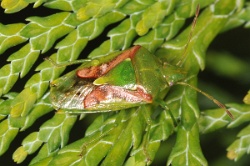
[1,0,29,13]
[167,124,207,166]
[10,88,37,118]
[0,0,250,165]
[23,132,43,154]
[38,113,77,152]
[23,12,75,53]
[243,91,250,104]
[199,107,231,134]
[44,0,73,11]
[227,124,250,161]
[0,44,40,95]
[0,119,19,155]
[29,144,56,165]
[135,1,174,36]
[0,23,27,54]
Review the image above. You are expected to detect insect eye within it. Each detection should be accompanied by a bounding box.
[169,81,174,86]
[91,59,100,66]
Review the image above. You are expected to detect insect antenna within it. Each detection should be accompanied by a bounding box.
[44,57,91,68]
[176,82,234,119]
[176,4,200,67]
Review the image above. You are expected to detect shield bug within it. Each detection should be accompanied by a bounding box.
[50,45,165,112]
[49,4,233,119]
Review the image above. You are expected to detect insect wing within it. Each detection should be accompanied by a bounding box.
[83,84,152,111]
[50,70,95,110]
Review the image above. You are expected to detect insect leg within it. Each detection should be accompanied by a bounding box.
[79,122,117,157]
[141,103,177,164]
[79,113,122,157]
[176,4,200,67]
[142,124,152,164]
[157,100,178,126]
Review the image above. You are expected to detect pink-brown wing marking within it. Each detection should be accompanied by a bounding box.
[84,85,152,108]
[76,45,141,78]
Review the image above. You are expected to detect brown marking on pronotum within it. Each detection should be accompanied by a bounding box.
[76,45,141,78]
[83,85,152,108]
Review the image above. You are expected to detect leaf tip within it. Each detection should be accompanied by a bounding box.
[13,146,28,164]
[227,150,237,160]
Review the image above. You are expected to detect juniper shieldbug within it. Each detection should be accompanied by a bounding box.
[49,4,233,119]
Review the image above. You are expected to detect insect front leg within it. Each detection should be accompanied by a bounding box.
[45,57,92,68]
[140,102,178,164]
[79,124,116,158]
[157,100,178,127]
[141,124,152,165]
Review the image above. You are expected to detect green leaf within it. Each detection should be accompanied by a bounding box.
[29,144,55,165]
[44,0,73,11]
[227,124,250,161]
[30,0,47,8]
[38,113,77,152]
[0,43,39,95]
[227,104,250,128]
[135,1,175,36]
[0,23,27,54]
[107,17,138,50]
[1,0,29,13]
[0,92,18,120]
[119,0,153,15]
[23,132,43,154]
[13,132,43,163]
[199,104,250,134]
[47,108,149,165]
[0,65,18,96]
[78,11,125,40]
[13,146,28,164]
[76,0,128,21]
[135,12,185,52]
[7,43,40,77]
[10,88,37,118]
[243,90,250,105]
[0,119,19,155]
[167,124,207,166]
[22,12,75,53]
[19,92,53,131]
[199,108,231,134]
[9,101,52,131]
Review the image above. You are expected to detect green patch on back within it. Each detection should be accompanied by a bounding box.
[94,58,136,89]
